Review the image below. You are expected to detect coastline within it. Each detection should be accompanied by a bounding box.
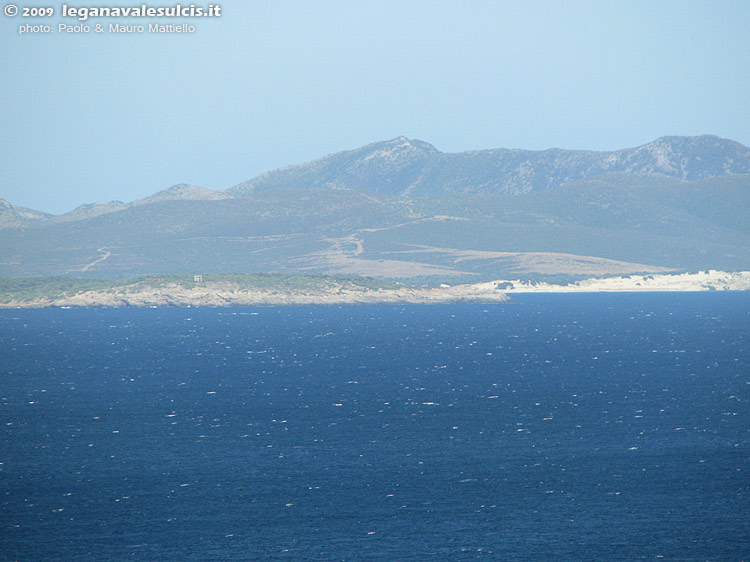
[0,280,511,309]
[492,270,750,293]
[1,270,749,309]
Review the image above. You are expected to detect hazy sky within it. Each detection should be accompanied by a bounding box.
[2,0,749,214]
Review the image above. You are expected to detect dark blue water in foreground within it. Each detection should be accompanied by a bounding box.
[1,294,748,561]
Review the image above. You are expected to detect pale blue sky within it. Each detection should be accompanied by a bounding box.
[2,0,749,214]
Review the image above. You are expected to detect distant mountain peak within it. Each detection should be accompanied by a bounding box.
[618,135,750,180]
[380,136,440,152]
[133,184,231,205]
[228,133,750,197]
[230,136,441,196]
[0,197,51,229]
[1,134,749,278]
[52,200,129,223]
[47,184,232,224]
[358,137,439,170]
[6,134,747,225]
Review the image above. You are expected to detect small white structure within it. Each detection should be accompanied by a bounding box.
[194,275,203,283]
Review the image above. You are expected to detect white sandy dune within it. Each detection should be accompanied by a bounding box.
[485,270,750,293]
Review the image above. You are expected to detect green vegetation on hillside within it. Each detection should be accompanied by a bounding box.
[0,274,402,303]
[0,277,129,302]
[0,136,747,280]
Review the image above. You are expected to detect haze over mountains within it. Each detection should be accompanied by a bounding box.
[2,135,749,282]
[231,134,750,196]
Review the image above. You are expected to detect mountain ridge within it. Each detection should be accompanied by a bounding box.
[1,135,748,282]
[227,134,750,198]
[0,197,52,228]
[4,134,747,222]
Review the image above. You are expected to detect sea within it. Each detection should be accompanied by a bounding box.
[1,293,748,561]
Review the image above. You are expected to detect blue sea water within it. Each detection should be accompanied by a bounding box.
[1,293,748,561]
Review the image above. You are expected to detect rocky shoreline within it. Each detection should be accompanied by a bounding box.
[3,270,748,309]
[0,280,511,308]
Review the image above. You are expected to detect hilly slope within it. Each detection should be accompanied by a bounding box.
[0,198,51,229]
[1,135,748,282]
[230,134,750,196]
